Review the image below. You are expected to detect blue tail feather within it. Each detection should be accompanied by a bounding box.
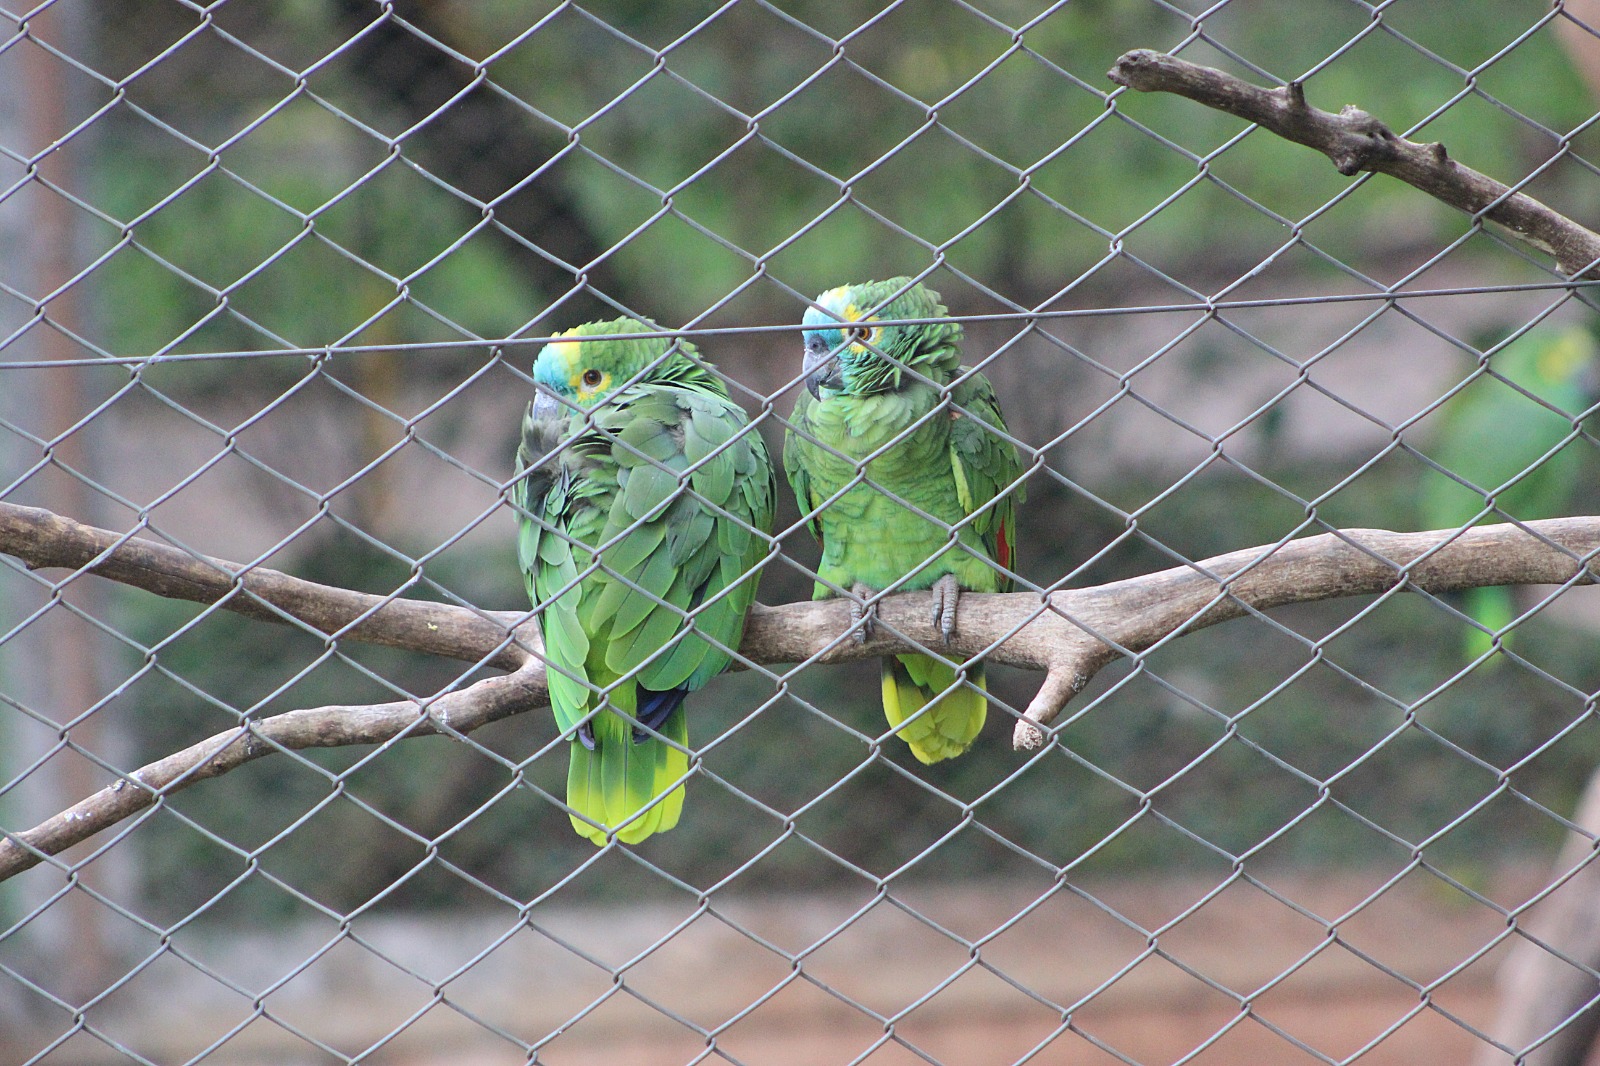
[635,685,689,739]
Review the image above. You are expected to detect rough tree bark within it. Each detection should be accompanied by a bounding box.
[3,500,1599,882]
[1106,49,1600,279]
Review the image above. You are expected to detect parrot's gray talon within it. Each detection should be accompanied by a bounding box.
[931,573,960,644]
[850,582,878,643]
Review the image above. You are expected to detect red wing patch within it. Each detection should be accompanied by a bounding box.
[995,520,1011,571]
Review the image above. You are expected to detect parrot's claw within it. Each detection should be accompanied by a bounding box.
[931,573,961,645]
[849,582,878,644]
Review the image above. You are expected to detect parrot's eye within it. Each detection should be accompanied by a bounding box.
[581,369,604,388]
[846,325,873,346]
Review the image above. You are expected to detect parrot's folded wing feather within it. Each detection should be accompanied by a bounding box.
[592,390,773,691]
[948,370,1026,583]
[527,501,593,737]
[783,392,825,542]
[512,474,545,591]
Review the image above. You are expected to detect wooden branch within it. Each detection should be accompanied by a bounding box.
[997,519,1600,748]
[1107,49,1600,279]
[0,503,530,672]
[4,501,1600,880]
[0,664,547,884]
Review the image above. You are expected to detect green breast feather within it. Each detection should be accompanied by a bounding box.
[783,279,1024,764]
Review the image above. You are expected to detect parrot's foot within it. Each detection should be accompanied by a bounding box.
[849,582,879,644]
[931,574,961,645]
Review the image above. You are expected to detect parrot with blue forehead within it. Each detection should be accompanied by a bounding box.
[515,319,775,844]
[784,278,1025,764]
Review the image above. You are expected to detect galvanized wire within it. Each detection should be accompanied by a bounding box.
[4,2,1600,1064]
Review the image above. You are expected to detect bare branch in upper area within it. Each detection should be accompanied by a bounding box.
[1107,49,1600,279]
[4,500,1600,880]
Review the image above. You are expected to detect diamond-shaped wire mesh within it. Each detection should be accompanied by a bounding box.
[6,1,1600,1063]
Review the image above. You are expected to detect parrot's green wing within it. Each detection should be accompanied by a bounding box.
[1420,324,1597,660]
[947,369,1025,590]
[520,383,774,845]
[516,443,603,739]
[783,390,824,541]
[1422,326,1595,531]
[877,368,1026,764]
[584,385,775,692]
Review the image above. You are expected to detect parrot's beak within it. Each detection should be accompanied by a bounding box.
[803,349,843,399]
[530,386,563,422]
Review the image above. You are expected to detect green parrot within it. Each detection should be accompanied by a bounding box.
[783,278,1025,764]
[514,319,775,845]
[1420,322,1598,660]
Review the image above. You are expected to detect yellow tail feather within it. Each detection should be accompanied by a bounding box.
[880,654,986,765]
[565,697,688,845]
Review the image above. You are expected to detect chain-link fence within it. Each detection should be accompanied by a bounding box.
[6,2,1600,1063]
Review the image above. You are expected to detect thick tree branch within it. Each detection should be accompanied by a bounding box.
[0,503,530,672]
[3,501,1600,880]
[997,518,1600,748]
[1107,49,1600,279]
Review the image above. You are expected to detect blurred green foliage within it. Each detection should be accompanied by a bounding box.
[88,0,1600,360]
[65,0,1600,921]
